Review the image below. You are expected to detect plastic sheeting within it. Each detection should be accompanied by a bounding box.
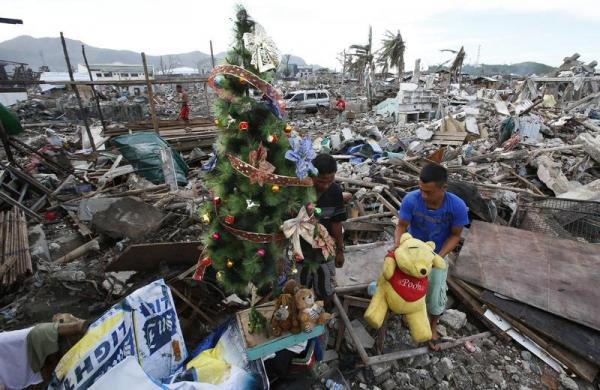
[49,279,188,390]
[111,132,189,185]
[0,102,23,135]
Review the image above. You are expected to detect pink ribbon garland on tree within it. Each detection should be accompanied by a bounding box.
[208,65,286,117]
[248,143,275,186]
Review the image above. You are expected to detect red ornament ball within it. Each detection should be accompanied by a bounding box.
[224,215,235,225]
[211,232,221,241]
[267,134,278,144]
[256,248,266,257]
[212,196,221,206]
[239,121,249,131]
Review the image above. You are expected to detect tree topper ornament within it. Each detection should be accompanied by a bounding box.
[243,23,281,72]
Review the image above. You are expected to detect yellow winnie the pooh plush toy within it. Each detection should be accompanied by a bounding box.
[364,232,447,342]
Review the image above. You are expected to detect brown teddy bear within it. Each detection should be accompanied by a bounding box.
[294,287,331,332]
[271,293,301,337]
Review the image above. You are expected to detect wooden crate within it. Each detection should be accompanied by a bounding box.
[235,302,324,361]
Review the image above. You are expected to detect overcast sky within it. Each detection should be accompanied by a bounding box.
[2,0,599,70]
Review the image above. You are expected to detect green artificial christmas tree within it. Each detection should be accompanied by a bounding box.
[196,6,332,293]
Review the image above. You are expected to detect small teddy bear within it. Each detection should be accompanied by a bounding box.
[271,293,301,336]
[294,287,331,333]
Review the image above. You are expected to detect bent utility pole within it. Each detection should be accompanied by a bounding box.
[141,52,159,133]
[209,40,215,69]
[81,45,107,132]
[60,32,96,152]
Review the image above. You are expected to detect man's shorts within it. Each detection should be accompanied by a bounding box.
[298,258,336,300]
[426,256,449,316]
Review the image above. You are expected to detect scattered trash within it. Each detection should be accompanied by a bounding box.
[0,9,598,389]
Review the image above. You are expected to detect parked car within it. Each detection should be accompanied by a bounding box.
[283,90,330,113]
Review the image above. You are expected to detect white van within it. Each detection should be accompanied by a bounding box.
[283,90,330,113]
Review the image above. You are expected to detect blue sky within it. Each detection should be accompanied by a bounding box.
[1,0,598,70]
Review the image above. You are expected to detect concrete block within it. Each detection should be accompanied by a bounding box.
[92,196,164,239]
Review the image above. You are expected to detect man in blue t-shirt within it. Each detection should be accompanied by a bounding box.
[393,163,469,350]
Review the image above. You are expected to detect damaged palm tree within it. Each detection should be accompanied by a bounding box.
[448,46,466,83]
[377,29,406,88]
[348,26,375,105]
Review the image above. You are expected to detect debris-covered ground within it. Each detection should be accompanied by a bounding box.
[1,45,599,390]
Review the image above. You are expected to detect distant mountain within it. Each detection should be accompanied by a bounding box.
[284,55,306,66]
[463,62,555,76]
[428,61,556,76]
[0,35,312,73]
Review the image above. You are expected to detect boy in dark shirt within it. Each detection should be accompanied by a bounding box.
[312,154,346,267]
[299,154,347,299]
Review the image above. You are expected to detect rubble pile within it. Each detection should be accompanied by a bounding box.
[1,47,599,390]
[345,310,553,390]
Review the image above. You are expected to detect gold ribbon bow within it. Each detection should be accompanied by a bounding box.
[282,206,316,260]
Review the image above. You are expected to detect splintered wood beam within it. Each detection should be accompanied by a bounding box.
[364,332,492,365]
[0,17,23,24]
[169,283,215,326]
[141,52,159,133]
[333,293,370,364]
[345,211,393,222]
[60,32,96,152]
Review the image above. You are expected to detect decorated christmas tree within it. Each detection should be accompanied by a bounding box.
[196,6,333,293]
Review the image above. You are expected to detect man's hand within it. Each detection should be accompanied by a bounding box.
[393,219,409,252]
[335,250,345,268]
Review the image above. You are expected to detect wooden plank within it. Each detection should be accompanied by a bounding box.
[333,294,370,364]
[345,211,393,222]
[0,190,42,220]
[486,305,599,383]
[60,32,96,152]
[107,241,202,271]
[480,290,600,363]
[335,241,388,289]
[141,52,159,133]
[168,283,215,326]
[430,139,465,146]
[365,332,491,366]
[453,221,600,331]
[0,17,23,24]
[342,221,385,232]
[4,164,52,195]
[431,134,469,139]
[335,176,389,189]
[431,133,468,146]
